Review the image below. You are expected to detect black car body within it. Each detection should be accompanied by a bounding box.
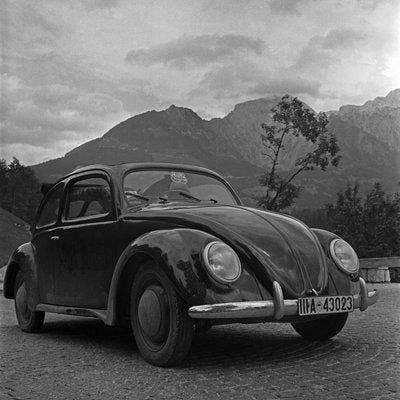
[4,162,378,366]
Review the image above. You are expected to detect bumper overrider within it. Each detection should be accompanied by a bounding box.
[188,277,378,320]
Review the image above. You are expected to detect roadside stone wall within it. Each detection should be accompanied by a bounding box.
[359,257,400,283]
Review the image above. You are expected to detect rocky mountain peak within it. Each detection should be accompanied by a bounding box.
[362,88,400,110]
[335,89,400,148]
[165,104,203,120]
[163,105,204,128]
[100,104,206,147]
[339,88,400,113]
[225,97,280,120]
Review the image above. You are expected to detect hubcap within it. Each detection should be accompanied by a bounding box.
[138,285,169,343]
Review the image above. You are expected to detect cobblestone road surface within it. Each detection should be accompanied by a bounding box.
[1,284,399,400]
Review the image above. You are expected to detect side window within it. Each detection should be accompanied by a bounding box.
[36,185,64,228]
[65,176,111,220]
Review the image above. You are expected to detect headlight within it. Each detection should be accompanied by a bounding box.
[329,239,359,275]
[203,241,241,284]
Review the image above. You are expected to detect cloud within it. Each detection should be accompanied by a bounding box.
[11,52,107,91]
[0,49,169,156]
[125,34,264,69]
[3,101,94,146]
[81,0,122,9]
[200,62,263,91]
[1,3,60,59]
[356,0,396,9]
[25,10,60,36]
[117,88,170,115]
[320,29,368,50]
[188,60,321,106]
[292,44,335,72]
[0,70,127,151]
[30,84,77,108]
[247,78,321,97]
[0,143,72,166]
[268,0,303,15]
[52,0,122,11]
[292,28,371,71]
[6,52,161,114]
[187,61,263,101]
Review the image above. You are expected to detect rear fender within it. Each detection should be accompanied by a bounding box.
[3,243,40,309]
[105,228,262,326]
[3,260,19,299]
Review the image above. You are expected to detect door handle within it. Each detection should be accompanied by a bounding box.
[50,236,61,241]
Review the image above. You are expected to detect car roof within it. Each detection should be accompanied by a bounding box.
[63,162,225,181]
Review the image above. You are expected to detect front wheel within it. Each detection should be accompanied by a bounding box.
[14,271,45,333]
[291,313,348,341]
[130,261,194,366]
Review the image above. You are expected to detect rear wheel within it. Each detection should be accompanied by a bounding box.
[14,271,45,333]
[130,261,194,366]
[292,313,348,341]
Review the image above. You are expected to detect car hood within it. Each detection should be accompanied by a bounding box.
[126,204,328,298]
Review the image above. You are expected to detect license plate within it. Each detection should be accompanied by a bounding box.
[298,295,354,316]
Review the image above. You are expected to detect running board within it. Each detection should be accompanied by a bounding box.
[36,304,107,322]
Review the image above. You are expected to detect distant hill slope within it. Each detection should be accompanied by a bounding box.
[32,104,262,184]
[0,208,31,266]
[31,90,400,209]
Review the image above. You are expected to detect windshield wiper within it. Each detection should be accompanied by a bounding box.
[178,191,201,201]
[179,191,218,203]
[125,191,149,201]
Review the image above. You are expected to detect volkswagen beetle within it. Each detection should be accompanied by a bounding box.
[3,162,378,366]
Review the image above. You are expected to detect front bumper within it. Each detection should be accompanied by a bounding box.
[188,277,378,320]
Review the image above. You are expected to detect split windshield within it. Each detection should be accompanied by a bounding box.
[123,170,238,207]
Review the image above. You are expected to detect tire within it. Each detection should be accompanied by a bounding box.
[130,261,194,367]
[14,271,45,333]
[292,313,348,341]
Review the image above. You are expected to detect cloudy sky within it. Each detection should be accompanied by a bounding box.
[1,0,399,165]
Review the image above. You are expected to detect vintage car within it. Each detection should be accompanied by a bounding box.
[4,162,378,366]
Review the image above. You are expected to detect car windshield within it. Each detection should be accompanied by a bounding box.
[123,169,238,207]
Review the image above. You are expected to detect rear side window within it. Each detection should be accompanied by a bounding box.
[36,184,64,228]
[65,176,111,220]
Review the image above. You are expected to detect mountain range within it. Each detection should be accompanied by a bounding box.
[32,89,400,209]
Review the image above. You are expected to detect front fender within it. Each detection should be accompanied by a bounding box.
[105,228,263,325]
[312,229,360,295]
[3,243,40,309]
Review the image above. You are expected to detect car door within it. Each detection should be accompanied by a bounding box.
[52,173,119,309]
[32,182,65,304]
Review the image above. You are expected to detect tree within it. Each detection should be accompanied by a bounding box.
[325,183,365,252]
[290,207,329,230]
[326,182,400,258]
[361,183,400,257]
[258,95,340,211]
[0,159,8,205]
[0,157,42,224]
